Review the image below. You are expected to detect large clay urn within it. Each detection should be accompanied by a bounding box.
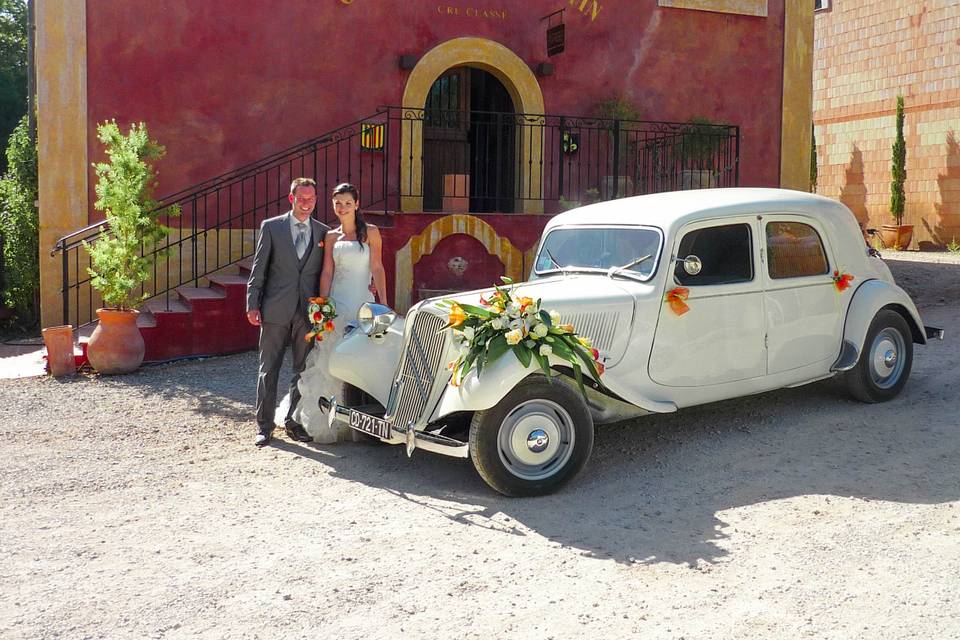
[86,308,145,374]
[879,224,914,250]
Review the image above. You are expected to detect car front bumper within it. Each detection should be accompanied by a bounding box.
[319,396,469,459]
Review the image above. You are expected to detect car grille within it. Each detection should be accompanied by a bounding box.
[385,310,449,429]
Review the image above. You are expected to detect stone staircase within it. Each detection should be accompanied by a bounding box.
[130,261,257,363]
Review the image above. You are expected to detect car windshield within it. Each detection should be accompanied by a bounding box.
[534,226,662,280]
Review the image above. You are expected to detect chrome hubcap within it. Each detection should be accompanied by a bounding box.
[870,328,906,389]
[527,429,550,453]
[498,399,575,481]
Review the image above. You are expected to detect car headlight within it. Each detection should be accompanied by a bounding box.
[357,302,397,337]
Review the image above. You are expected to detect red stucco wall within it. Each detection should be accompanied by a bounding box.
[85,0,785,220]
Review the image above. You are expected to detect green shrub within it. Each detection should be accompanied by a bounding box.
[890,95,906,225]
[0,114,38,328]
[84,121,180,310]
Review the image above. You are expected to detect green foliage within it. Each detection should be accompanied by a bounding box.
[0,0,27,175]
[681,117,725,168]
[84,121,180,310]
[0,113,37,326]
[947,237,960,255]
[810,123,818,193]
[595,95,642,122]
[890,95,906,225]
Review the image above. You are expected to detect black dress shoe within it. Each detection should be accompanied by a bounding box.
[254,432,272,447]
[284,421,312,442]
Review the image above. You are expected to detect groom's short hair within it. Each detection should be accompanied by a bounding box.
[289,177,317,195]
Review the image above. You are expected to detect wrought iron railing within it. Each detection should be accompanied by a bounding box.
[52,106,739,327]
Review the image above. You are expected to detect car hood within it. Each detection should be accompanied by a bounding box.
[418,274,642,367]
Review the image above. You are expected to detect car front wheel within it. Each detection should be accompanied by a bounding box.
[469,376,594,497]
[844,309,914,403]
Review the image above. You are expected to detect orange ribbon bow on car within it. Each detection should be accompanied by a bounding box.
[832,270,854,292]
[665,287,690,315]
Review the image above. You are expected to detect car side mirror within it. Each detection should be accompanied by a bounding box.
[675,254,702,276]
[358,302,397,337]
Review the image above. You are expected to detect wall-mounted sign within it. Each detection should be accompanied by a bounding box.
[547,23,565,56]
[360,123,384,151]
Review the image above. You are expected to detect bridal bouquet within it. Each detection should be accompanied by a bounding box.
[438,277,606,398]
[305,296,337,344]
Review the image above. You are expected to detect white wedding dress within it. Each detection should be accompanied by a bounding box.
[277,238,374,443]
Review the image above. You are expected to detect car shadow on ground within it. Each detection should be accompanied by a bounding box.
[106,303,957,569]
[273,306,959,568]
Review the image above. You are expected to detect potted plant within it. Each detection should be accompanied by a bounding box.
[679,117,724,189]
[880,95,912,250]
[83,121,180,374]
[596,96,641,199]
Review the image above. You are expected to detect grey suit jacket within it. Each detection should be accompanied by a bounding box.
[246,212,330,325]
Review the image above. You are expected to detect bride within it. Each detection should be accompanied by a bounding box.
[281,183,388,443]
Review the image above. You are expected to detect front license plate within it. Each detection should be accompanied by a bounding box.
[348,409,391,439]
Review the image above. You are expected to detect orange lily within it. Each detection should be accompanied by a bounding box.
[448,303,467,328]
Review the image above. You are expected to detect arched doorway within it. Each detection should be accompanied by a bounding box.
[422,67,516,213]
[400,37,545,214]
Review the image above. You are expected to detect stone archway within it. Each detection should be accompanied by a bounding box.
[394,214,528,313]
[399,37,545,214]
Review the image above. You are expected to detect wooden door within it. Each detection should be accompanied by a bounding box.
[423,68,470,211]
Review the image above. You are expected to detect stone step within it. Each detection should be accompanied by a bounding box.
[208,274,249,295]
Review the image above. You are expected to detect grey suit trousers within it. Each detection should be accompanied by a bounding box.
[256,312,312,432]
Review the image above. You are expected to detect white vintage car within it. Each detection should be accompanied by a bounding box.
[323,188,942,496]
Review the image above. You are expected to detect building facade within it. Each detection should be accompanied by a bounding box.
[813,0,959,249]
[37,0,813,335]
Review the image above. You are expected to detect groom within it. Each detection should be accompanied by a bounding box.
[246,177,330,447]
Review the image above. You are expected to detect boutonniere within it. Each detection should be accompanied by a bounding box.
[317,240,324,249]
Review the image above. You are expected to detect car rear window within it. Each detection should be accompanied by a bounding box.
[766,221,829,279]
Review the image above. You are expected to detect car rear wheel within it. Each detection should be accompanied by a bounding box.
[469,376,594,497]
[844,309,913,403]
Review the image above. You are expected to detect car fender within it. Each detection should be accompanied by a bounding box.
[329,318,406,407]
[431,351,673,419]
[835,279,926,371]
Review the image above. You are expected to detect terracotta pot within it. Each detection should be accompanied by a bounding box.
[86,308,145,374]
[878,224,914,250]
[42,324,76,377]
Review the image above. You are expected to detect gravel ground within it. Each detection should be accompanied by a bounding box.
[2,257,959,639]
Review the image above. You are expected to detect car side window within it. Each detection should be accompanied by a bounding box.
[766,221,829,279]
[674,223,753,285]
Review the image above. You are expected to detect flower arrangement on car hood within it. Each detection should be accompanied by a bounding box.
[438,277,606,398]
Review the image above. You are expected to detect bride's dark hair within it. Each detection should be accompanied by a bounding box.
[332,182,367,250]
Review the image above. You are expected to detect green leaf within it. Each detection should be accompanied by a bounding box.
[512,344,532,367]
[457,302,493,318]
[500,275,514,284]
[486,334,509,365]
[571,359,588,400]
[567,338,607,391]
[533,349,552,378]
[539,309,552,327]
[549,338,578,364]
